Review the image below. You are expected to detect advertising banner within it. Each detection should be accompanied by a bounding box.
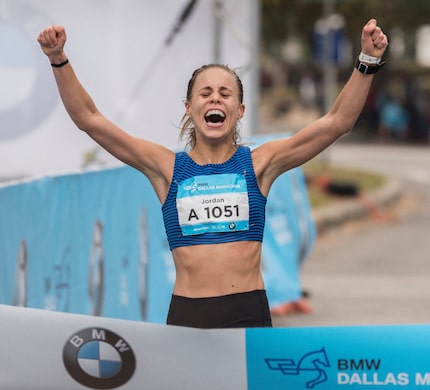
[0,305,246,390]
[0,167,173,323]
[247,324,430,389]
[1,305,430,389]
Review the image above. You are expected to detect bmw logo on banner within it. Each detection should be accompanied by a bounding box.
[63,328,136,389]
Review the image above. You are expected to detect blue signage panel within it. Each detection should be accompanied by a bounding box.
[246,325,430,389]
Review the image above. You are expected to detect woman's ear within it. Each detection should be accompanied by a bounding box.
[239,103,245,119]
[184,100,191,116]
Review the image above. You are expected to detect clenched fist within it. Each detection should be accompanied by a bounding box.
[37,25,68,64]
[361,19,388,59]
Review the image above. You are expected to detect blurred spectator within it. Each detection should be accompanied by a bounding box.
[377,93,409,142]
[405,79,430,143]
[299,73,318,109]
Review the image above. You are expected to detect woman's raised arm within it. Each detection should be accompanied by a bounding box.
[37,25,174,201]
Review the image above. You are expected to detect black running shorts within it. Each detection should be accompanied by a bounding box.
[166,289,273,329]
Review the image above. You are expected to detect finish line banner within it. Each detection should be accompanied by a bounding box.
[1,305,430,389]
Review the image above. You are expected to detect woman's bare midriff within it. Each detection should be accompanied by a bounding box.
[171,241,264,297]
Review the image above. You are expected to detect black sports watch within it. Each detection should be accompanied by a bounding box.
[355,58,385,74]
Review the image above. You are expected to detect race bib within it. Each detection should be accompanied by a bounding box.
[176,173,249,236]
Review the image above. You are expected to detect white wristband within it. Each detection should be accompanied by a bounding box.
[359,52,381,65]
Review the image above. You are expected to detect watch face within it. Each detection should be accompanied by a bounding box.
[0,0,58,141]
[355,60,381,75]
[356,62,370,74]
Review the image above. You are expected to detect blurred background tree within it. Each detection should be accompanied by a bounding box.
[261,0,430,58]
[259,0,430,144]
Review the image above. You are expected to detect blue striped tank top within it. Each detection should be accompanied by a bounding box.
[162,145,267,250]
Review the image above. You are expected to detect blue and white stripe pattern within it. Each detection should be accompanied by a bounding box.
[162,146,267,250]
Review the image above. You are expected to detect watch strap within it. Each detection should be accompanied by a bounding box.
[355,58,385,74]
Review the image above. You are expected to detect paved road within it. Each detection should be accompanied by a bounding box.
[274,143,430,327]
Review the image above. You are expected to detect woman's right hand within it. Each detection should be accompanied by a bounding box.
[37,25,68,64]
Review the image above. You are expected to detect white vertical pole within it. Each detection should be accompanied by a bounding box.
[249,0,261,135]
[213,0,223,63]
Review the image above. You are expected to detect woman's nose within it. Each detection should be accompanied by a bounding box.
[211,94,220,103]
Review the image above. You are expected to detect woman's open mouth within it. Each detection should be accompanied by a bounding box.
[205,109,226,125]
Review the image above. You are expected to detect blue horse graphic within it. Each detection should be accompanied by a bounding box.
[265,347,330,388]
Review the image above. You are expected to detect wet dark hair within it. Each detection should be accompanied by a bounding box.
[179,64,244,150]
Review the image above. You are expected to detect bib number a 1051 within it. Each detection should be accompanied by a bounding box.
[176,174,250,236]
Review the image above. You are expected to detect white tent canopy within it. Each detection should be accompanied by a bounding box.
[0,0,259,177]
